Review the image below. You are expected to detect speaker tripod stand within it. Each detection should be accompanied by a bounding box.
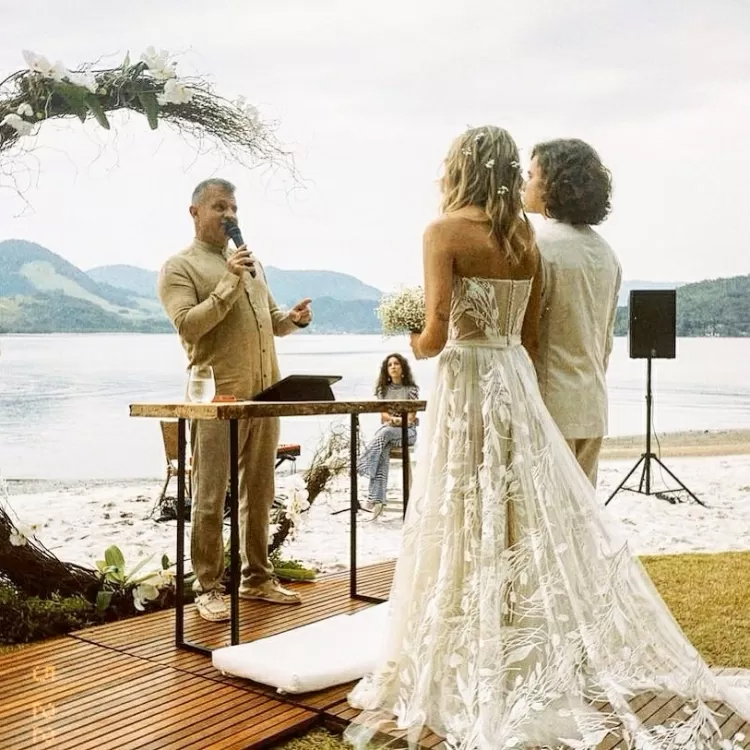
[605,356,705,507]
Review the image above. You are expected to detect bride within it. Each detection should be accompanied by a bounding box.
[343,125,749,749]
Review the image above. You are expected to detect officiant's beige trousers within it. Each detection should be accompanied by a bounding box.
[565,437,603,487]
[189,417,279,593]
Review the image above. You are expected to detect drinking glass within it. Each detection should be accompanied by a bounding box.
[187,365,216,403]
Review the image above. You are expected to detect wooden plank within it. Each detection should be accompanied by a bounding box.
[15,560,747,750]
[130,399,427,420]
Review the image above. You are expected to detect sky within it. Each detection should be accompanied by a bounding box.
[0,0,748,293]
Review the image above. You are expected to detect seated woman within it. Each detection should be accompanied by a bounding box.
[358,353,419,514]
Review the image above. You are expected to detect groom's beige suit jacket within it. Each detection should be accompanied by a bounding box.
[534,219,622,440]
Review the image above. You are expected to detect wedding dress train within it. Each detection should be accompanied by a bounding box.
[342,277,750,749]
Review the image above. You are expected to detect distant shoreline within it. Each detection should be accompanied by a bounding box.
[5,429,750,490]
[2,330,750,338]
[602,429,750,459]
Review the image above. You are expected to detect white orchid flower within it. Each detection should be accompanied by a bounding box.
[141,46,177,80]
[16,103,34,118]
[50,61,71,83]
[68,71,98,94]
[1,113,34,136]
[22,50,54,77]
[9,522,39,546]
[157,79,193,105]
[132,583,160,612]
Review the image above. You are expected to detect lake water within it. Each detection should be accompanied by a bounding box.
[1,333,749,480]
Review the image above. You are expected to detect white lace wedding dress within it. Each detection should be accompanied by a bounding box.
[344,277,750,750]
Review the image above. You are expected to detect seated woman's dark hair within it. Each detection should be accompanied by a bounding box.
[375,353,417,399]
[531,139,612,226]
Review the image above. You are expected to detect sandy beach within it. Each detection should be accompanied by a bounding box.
[2,429,749,580]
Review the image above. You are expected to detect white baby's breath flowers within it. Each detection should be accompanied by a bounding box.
[485,159,495,169]
[377,286,426,336]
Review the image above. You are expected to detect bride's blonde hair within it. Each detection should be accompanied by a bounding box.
[440,125,532,265]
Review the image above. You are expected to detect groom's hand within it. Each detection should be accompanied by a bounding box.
[289,298,313,326]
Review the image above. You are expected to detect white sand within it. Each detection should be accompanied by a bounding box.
[2,454,750,576]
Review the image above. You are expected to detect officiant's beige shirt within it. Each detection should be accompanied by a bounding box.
[534,219,622,439]
[157,239,298,399]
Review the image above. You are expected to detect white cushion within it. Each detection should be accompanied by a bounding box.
[211,603,388,694]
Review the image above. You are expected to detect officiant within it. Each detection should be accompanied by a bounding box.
[157,178,312,623]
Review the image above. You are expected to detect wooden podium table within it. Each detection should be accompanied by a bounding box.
[130,399,427,654]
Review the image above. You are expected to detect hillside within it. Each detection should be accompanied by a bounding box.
[263,267,381,308]
[0,240,167,333]
[0,240,383,334]
[87,264,159,299]
[614,274,750,337]
[0,240,139,308]
[86,263,382,309]
[618,279,682,307]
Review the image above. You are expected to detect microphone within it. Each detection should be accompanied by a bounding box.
[222,218,255,278]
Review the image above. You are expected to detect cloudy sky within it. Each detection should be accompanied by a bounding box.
[0,0,748,292]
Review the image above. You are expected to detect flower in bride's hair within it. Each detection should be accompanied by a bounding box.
[485,159,495,169]
[510,161,520,169]
[462,147,473,156]
[497,186,509,196]
[474,132,485,142]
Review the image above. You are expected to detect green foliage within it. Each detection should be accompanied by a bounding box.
[0,585,103,644]
[136,91,160,130]
[614,274,750,338]
[269,550,317,582]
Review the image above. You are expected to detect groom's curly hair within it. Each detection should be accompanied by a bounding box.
[531,139,612,225]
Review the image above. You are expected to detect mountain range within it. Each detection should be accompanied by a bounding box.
[0,240,383,334]
[0,238,748,336]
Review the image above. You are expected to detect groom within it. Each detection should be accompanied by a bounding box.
[523,139,621,487]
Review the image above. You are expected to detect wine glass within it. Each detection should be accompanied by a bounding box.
[187,365,216,403]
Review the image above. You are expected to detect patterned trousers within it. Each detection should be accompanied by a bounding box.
[357,424,417,502]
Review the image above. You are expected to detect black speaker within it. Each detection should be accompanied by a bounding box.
[628,289,676,359]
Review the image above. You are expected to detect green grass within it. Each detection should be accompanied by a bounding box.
[271,551,750,749]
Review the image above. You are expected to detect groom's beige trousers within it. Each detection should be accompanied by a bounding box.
[564,437,603,487]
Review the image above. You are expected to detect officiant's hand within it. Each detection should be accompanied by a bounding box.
[289,298,313,325]
[227,245,256,277]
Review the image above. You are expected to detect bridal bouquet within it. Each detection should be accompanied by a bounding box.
[377,286,426,335]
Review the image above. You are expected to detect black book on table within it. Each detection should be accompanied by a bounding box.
[252,375,342,402]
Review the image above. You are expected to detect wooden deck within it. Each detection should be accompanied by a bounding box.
[1,560,748,749]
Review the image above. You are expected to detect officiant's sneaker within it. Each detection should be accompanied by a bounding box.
[195,589,230,622]
[240,579,302,605]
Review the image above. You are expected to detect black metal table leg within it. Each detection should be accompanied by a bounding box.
[351,411,388,604]
[349,412,358,598]
[175,419,241,655]
[401,411,410,519]
[175,418,186,649]
[229,419,240,645]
